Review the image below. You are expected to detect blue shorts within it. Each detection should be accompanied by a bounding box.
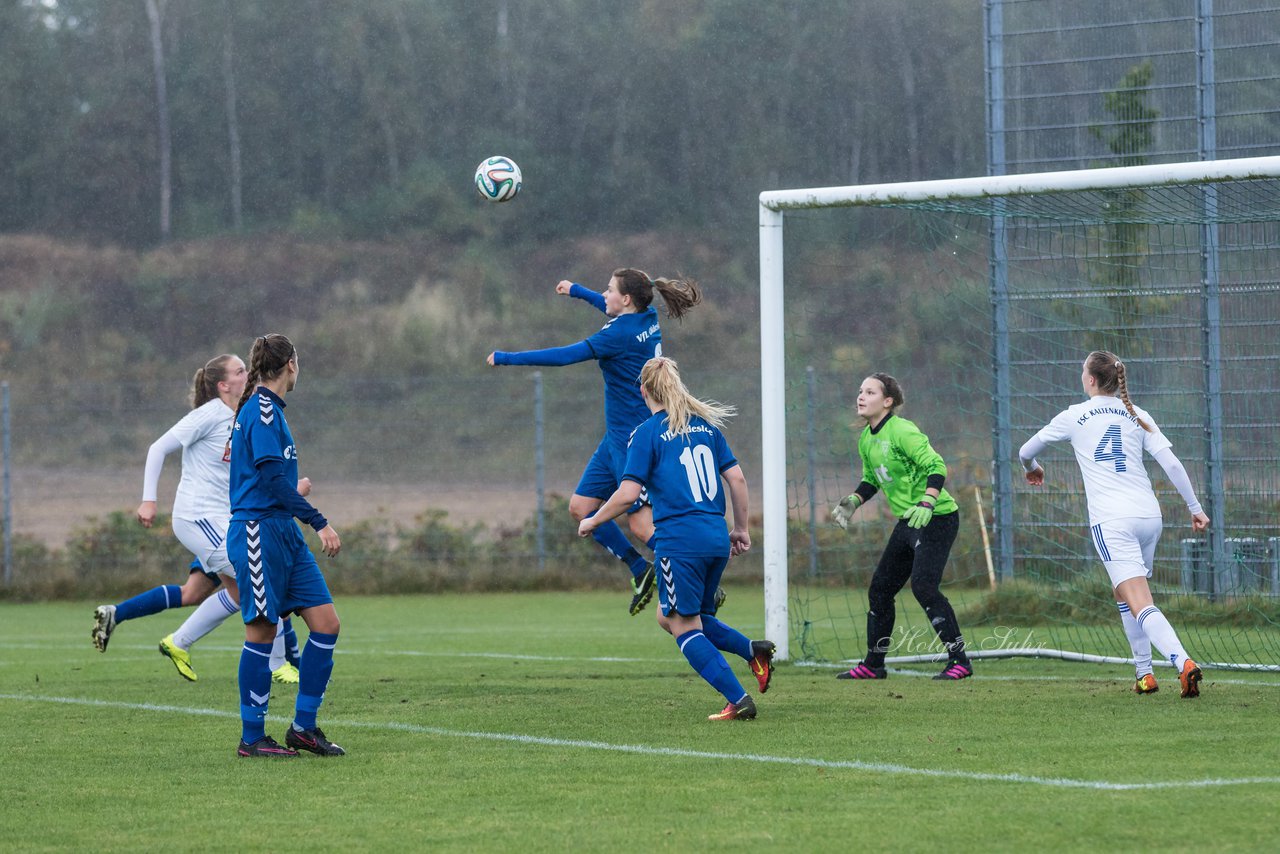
[575,436,647,512]
[656,553,729,617]
[228,517,332,624]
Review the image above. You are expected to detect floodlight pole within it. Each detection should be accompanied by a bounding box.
[759,203,789,661]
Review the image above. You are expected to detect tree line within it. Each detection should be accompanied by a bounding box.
[0,0,984,247]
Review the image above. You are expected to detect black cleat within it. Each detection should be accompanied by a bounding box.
[286,726,346,756]
[237,735,299,758]
[629,564,655,616]
[837,662,888,680]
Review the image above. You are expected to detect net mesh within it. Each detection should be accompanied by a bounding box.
[780,174,1280,669]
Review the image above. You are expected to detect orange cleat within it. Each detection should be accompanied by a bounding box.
[1179,659,1202,698]
[1133,673,1159,694]
[708,695,757,721]
[749,641,775,694]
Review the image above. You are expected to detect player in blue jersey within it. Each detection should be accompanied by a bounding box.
[91,353,303,685]
[488,268,702,615]
[227,334,345,758]
[579,357,774,721]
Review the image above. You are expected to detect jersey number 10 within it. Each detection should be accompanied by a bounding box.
[679,445,720,503]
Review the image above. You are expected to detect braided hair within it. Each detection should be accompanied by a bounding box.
[235,334,296,417]
[1085,350,1152,432]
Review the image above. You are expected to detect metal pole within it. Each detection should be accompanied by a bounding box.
[806,366,818,579]
[1196,0,1227,586]
[2,381,10,586]
[985,0,1014,582]
[534,371,546,572]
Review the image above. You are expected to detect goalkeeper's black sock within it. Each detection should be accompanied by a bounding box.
[865,608,894,669]
[925,603,969,665]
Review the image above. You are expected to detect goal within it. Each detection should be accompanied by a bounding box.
[758,156,1280,671]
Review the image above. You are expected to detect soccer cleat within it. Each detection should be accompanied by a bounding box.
[1179,658,1202,698]
[158,634,198,682]
[286,726,346,756]
[272,662,300,685]
[1133,673,1159,694]
[934,661,973,680]
[750,640,775,694]
[629,564,655,616]
[712,586,727,614]
[237,735,299,758]
[707,694,757,722]
[837,662,887,680]
[91,605,117,652]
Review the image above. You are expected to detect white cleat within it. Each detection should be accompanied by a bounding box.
[92,605,117,652]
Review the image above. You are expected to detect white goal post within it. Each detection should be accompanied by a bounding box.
[758,155,1280,662]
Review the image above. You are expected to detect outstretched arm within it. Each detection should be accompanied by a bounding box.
[556,280,608,314]
[488,340,595,367]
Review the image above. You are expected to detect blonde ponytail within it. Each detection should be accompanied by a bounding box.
[639,356,735,435]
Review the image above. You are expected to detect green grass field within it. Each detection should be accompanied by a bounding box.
[3,588,1279,852]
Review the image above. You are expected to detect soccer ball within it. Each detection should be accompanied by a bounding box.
[474,156,522,203]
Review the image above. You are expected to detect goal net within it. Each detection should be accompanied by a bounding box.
[758,156,1280,671]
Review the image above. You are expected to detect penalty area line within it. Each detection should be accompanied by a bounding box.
[2,692,1279,791]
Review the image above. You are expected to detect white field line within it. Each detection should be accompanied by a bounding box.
[1,692,1278,791]
[6,641,1280,687]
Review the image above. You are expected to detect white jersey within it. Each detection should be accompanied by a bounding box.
[1032,396,1172,525]
[143,398,234,521]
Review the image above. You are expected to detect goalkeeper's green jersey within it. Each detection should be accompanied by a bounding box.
[857,413,957,517]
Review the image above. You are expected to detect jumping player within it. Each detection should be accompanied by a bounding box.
[90,353,300,685]
[830,373,973,681]
[579,357,773,721]
[228,334,344,758]
[488,269,702,615]
[1019,351,1208,698]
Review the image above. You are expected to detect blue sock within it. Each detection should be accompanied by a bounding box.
[646,533,657,551]
[700,616,753,661]
[587,514,647,578]
[115,584,183,622]
[294,631,338,731]
[238,641,273,744]
[676,629,746,705]
[281,618,301,666]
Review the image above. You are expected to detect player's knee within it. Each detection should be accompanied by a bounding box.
[567,497,595,523]
[655,610,673,635]
[910,579,946,610]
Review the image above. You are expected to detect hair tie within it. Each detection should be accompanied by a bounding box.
[1114,361,1122,368]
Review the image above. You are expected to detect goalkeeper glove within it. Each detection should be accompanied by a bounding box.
[831,494,861,530]
[904,497,936,529]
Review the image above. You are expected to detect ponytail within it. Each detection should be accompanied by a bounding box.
[639,356,735,435]
[190,354,238,408]
[612,267,702,320]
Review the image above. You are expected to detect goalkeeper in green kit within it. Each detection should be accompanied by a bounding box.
[829,373,973,681]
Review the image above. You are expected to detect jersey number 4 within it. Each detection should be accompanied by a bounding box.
[679,445,720,503]
[1093,424,1127,472]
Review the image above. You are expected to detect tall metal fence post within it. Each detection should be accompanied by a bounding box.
[3,381,11,586]
[806,366,818,578]
[534,371,546,572]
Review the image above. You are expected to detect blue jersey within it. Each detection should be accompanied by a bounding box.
[493,285,661,446]
[623,412,737,557]
[229,388,301,522]
[585,307,661,444]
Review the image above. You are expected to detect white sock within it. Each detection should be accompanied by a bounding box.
[1136,605,1190,670]
[1117,602,1153,677]
[171,588,238,650]
[269,619,287,671]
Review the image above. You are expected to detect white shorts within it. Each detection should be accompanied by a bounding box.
[172,516,234,578]
[1089,517,1162,588]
